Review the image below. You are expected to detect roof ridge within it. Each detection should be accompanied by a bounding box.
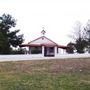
[28,36,58,45]
[28,36,44,44]
[43,36,58,45]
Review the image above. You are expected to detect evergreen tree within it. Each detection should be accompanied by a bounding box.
[66,42,75,54]
[75,38,87,53]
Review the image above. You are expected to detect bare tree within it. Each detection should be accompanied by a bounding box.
[69,21,88,53]
[84,20,90,53]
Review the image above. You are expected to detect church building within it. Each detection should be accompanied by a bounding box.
[20,30,68,57]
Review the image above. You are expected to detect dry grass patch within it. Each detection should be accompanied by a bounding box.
[0,58,90,90]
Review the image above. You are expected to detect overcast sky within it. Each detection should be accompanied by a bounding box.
[0,0,90,45]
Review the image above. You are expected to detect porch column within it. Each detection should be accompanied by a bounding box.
[55,46,57,57]
[28,47,31,54]
[42,46,44,57]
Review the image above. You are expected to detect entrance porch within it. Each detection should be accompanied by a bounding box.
[44,47,55,57]
[28,46,57,57]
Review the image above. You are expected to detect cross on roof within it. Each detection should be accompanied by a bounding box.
[41,27,46,36]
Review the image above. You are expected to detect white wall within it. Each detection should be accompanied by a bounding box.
[0,54,43,61]
[0,53,90,61]
[58,48,66,54]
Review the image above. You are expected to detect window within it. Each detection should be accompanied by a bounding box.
[31,46,42,54]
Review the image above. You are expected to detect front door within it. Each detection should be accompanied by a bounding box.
[44,47,54,57]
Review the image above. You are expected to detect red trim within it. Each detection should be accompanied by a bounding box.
[28,36,58,45]
[28,36,43,44]
[20,44,41,47]
[43,36,58,45]
[58,45,68,49]
[20,44,68,49]
[19,36,68,49]
[20,44,57,47]
[41,44,57,47]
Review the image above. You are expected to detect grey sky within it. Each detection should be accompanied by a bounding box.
[0,0,90,45]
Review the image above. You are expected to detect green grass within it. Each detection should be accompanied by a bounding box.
[0,58,90,90]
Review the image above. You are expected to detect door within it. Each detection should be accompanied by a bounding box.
[44,47,54,57]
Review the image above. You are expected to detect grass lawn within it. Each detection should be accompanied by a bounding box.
[0,58,90,90]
